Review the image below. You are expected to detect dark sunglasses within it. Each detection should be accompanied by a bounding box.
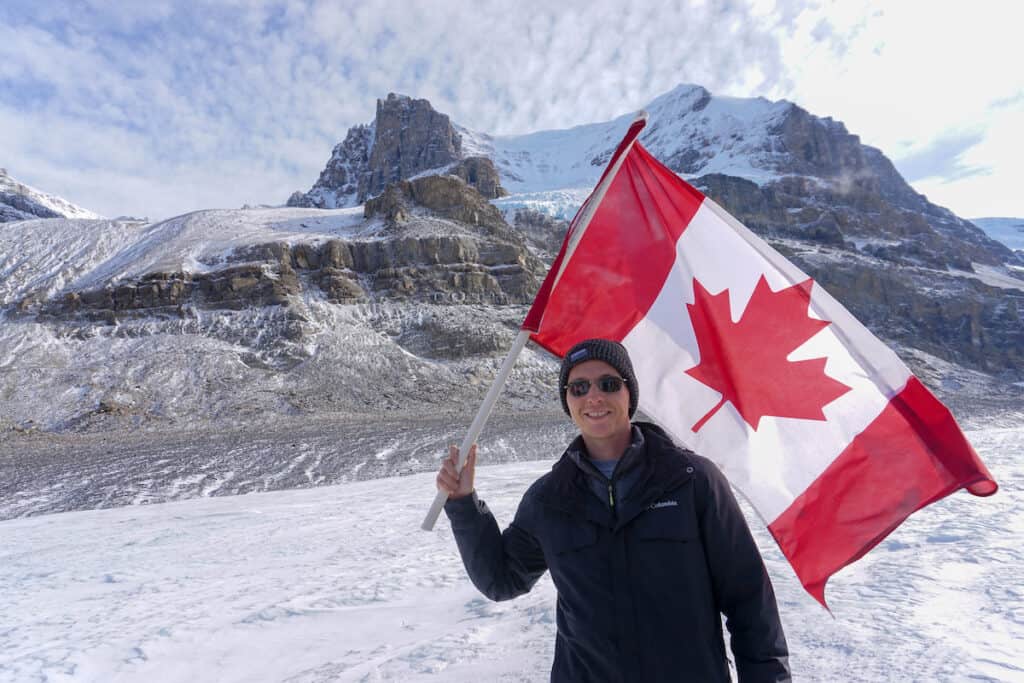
[565,375,627,398]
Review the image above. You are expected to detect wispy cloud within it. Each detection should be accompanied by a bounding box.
[1,0,1020,220]
[0,0,815,219]
[893,131,990,184]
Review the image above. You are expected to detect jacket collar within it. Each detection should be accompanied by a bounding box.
[536,422,695,529]
[565,425,645,482]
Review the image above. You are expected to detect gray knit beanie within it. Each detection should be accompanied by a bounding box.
[559,339,639,418]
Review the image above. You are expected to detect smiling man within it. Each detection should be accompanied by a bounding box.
[437,338,790,682]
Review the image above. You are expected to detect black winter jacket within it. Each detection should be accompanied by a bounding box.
[444,422,790,682]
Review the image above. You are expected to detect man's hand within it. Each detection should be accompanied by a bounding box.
[436,444,477,500]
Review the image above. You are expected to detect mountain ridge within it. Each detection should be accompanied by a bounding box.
[2,85,1021,435]
[0,168,103,223]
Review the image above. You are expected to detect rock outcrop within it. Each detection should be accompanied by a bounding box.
[290,94,472,208]
[30,185,546,327]
[448,157,506,199]
[362,94,462,200]
[364,174,509,233]
[287,124,374,209]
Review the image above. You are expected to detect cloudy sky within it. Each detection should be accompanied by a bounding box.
[2,0,1020,221]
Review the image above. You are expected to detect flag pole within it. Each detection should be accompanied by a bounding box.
[421,329,531,530]
[421,110,649,531]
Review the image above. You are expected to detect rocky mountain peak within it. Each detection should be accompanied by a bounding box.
[364,93,463,199]
[289,93,472,209]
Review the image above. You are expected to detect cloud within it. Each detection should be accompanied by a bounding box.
[893,131,990,184]
[2,0,821,220]
[6,0,1020,221]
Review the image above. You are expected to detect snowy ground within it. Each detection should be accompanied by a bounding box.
[1,424,1021,682]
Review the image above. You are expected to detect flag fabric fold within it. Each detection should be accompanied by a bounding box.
[523,120,998,606]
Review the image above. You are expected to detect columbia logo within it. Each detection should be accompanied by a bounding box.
[650,500,678,510]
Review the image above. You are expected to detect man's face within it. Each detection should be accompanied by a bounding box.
[565,360,632,445]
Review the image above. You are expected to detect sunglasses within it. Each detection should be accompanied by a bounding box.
[565,375,627,398]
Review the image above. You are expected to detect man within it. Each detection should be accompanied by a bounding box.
[437,338,790,682]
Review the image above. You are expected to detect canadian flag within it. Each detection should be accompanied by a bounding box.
[523,117,998,606]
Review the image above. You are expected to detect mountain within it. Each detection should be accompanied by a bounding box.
[287,94,506,209]
[1,87,1021,437]
[0,168,103,222]
[289,87,1023,378]
[295,86,1018,273]
[0,191,554,433]
[971,217,1024,251]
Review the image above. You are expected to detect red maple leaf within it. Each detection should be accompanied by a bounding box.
[685,275,852,432]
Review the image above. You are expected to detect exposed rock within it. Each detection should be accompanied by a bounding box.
[0,190,62,220]
[363,183,410,223]
[290,124,374,208]
[693,173,1015,271]
[290,94,486,208]
[772,108,871,180]
[286,191,313,208]
[805,256,1024,376]
[448,157,507,198]
[511,207,568,258]
[361,94,462,201]
[29,200,547,322]
[365,174,510,234]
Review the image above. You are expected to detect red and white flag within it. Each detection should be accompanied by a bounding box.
[523,117,998,606]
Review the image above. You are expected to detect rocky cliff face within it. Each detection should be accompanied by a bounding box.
[362,93,463,199]
[689,170,1023,376]
[287,124,374,209]
[288,95,507,208]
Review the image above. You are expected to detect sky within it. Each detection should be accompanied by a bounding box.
[1,0,1021,222]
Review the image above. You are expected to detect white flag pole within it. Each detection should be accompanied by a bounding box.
[421,329,531,530]
[421,110,649,531]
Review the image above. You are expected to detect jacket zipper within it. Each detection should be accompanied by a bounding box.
[607,482,615,508]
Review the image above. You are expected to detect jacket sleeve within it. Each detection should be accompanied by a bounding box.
[695,460,791,683]
[443,490,548,602]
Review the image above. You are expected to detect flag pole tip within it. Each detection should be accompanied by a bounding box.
[635,109,649,123]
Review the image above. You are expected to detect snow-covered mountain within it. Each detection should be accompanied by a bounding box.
[477,84,796,195]
[972,216,1024,251]
[293,87,1017,270]
[0,168,102,222]
[285,87,1023,377]
[2,85,1022,439]
[290,86,801,212]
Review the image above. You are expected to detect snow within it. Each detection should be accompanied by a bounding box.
[1,424,1020,682]
[0,170,104,221]
[956,263,1024,293]
[469,84,791,204]
[0,207,375,306]
[472,85,799,224]
[492,188,591,222]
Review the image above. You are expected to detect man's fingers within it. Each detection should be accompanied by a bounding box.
[437,442,478,497]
